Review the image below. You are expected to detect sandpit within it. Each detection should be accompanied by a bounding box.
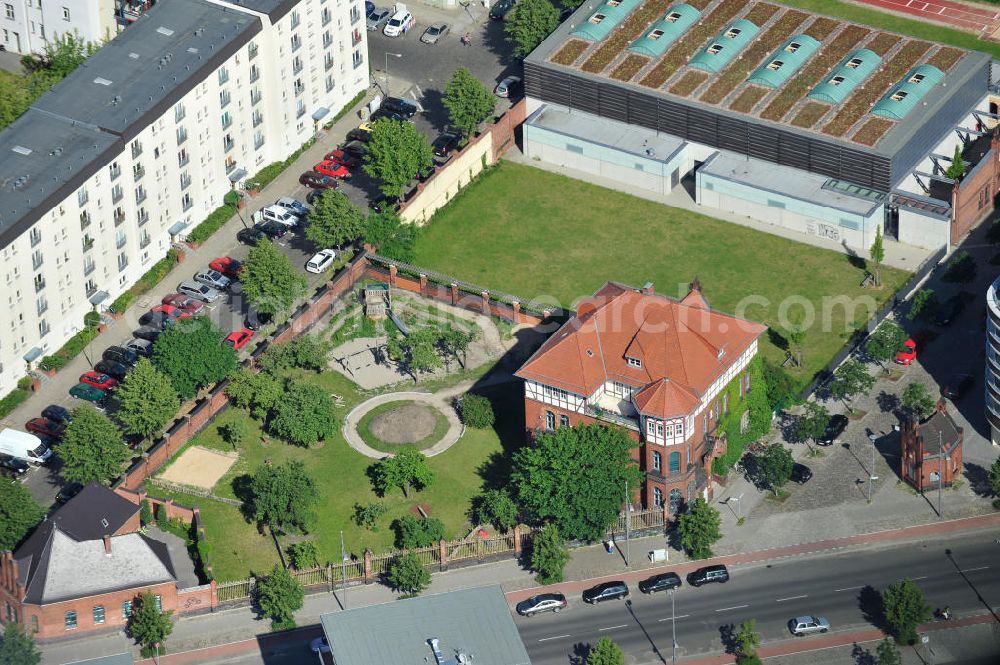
[159,446,237,490]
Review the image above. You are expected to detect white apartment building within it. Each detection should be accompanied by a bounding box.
[0,0,368,397]
[1,0,118,53]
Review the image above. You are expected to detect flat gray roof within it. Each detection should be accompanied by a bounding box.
[219,0,299,22]
[320,586,531,665]
[700,150,884,217]
[0,0,261,250]
[527,103,686,164]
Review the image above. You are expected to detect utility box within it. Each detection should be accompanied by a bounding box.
[649,549,668,563]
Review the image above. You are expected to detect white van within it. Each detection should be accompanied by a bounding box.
[254,205,300,228]
[0,428,52,464]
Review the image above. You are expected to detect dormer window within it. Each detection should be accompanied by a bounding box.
[890,90,908,102]
[845,57,863,69]
[589,12,606,23]
[829,75,845,86]
[648,29,664,40]
[908,73,925,84]
[785,41,800,53]
[665,11,681,22]
[707,43,724,55]
[724,27,741,38]
[766,60,783,71]
[606,0,620,6]
[626,356,642,368]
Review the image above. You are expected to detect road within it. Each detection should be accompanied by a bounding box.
[513,532,1000,664]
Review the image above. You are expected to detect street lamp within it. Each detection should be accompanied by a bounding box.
[668,589,677,665]
[867,432,878,504]
[384,52,402,98]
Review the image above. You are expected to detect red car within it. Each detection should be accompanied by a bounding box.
[323,149,358,167]
[299,172,339,190]
[225,328,254,350]
[895,338,917,365]
[25,417,64,438]
[80,371,118,391]
[209,257,244,279]
[313,160,352,179]
[161,293,206,314]
[149,304,192,322]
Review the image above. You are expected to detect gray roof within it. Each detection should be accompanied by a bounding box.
[917,409,962,454]
[50,482,139,541]
[221,0,299,22]
[320,586,532,665]
[0,0,261,250]
[65,654,135,665]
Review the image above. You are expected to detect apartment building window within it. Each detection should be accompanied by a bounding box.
[323,31,332,48]
[33,274,45,293]
[250,87,262,106]
[349,5,360,23]
[137,207,148,226]
[130,139,142,159]
[5,4,14,20]
[219,89,231,108]
[293,78,304,96]
[324,53,334,71]
[61,6,69,20]
[154,596,162,612]
[30,616,37,633]
[352,50,363,69]
[29,228,41,247]
[292,56,303,75]
[92,606,105,625]
[132,163,144,181]
[83,256,95,275]
[174,103,185,123]
[222,134,234,152]
[31,250,43,270]
[84,279,97,297]
[182,193,193,211]
[140,230,151,248]
[224,156,236,174]
[290,10,300,28]
[652,450,662,472]
[82,234,94,251]
[221,111,232,129]
[178,147,189,167]
[117,252,128,272]
[109,161,121,180]
[668,452,681,474]
[251,109,263,128]
[249,64,259,83]
[77,187,88,207]
[544,411,555,431]
[218,66,229,85]
[321,7,331,25]
[325,74,334,92]
[351,28,361,47]
[177,170,190,189]
[290,34,301,51]
[114,230,126,250]
[176,126,187,144]
[64,611,76,630]
[559,414,569,428]
[254,131,265,150]
[111,183,123,203]
[79,210,90,229]
[36,296,47,316]
[135,185,146,204]
[296,100,305,118]
[248,41,258,60]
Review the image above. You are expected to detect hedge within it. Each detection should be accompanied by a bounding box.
[0,377,33,420]
[324,89,368,129]
[40,323,100,371]
[186,204,236,245]
[109,249,180,314]
[246,137,316,191]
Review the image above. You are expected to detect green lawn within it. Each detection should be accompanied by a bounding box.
[413,162,910,388]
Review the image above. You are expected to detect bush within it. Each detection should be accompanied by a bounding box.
[83,311,102,327]
[286,541,320,569]
[40,325,99,370]
[942,250,976,284]
[993,498,1000,510]
[247,138,316,191]
[109,291,135,314]
[392,515,446,549]
[460,394,495,429]
[140,499,153,526]
[0,381,33,420]
[186,204,236,245]
[223,190,241,208]
[353,501,388,531]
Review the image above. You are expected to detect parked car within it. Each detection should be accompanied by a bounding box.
[942,373,975,400]
[558,6,573,21]
[125,338,154,358]
[255,220,289,241]
[370,194,399,213]
[275,197,310,218]
[346,127,371,144]
[145,305,191,327]
[370,108,405,123]
[638,572,682,594]
[56,482,84,504]
[582,581,628,604]
[380,96,418,119]
[162,293,206,314]
[515,593,567,616]
[895,338,917,365]
[339,141,367,160]
[237,227,267,246]
[0,454,30,477]
[323,150,358,168]
[934,294,965,326]
[687,564,729,587]
[225,328,254,350]
[209,257,244,279]
[421,23,449,44]
[489,0,515,20]
[314,160,352,179]
[365,0,374,14]
[41,405,72,425]
[383,9,415,36]
[790,462,813,484]
[818,414,848,446]
[177,280,222,303]
[95,359,129,382]
[245,307,273,331]
[133,326,164,343]
[103,345,139,367]
[307,249,337,274]
[495,75,521,98]
[788,615,830,636]
[367,6,391,30]
[25,418,64,439]
[432,131,461,159]
[194,269,232,291]
[79,371,118,391]
[69,382,107,403]
[417,164,436,183]
[306,189,327,206]
[299,171,339,190]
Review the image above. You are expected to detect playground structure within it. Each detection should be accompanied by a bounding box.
[364,284,389,320]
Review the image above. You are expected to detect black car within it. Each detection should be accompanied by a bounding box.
[346,127,371,143]
[237,227,267,245]
[56,482,84,504]
[133,326,164,343]
[432,131,461,159]
[103,345,139,367]
[139,310,175,330]
[340,140,367,160]
[370,108,405,123]
[255,220,289,240]
[515,593,568,616]
[306,188,327,205]
[245,307,274,331]
[582,581,629,604]
[818,414,849,446]
[417,165,436,183]
[558,6,573,21]
[942,373,975,400]
[687,565,729,587]
[380,96,418,118]
[934,294,965,326]
[638,572,682,594]
[489,0,515,20]
[370,194,400,213]
[791,462,813,484]
[0,455,29,477]
[94,359,129,381]
[41,404,72,425]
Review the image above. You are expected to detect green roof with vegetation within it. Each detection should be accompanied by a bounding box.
[870,64,944,120]
[628,3,701,58]
[571,0,644,42]
[689,19,761,72]
[808,48,881,104]
[747,34,820,87]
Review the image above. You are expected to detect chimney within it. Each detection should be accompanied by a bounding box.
[641,282,654,295]
[103,535,112,556]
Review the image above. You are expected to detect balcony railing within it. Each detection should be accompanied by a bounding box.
[140,234,151,249]
[114,210,125,226]
[178,153,189,168]
[82,237,94,252]
[137,211,149,226]
[220,91,231,108]
[177,127,188,145]
[323,34,333,48]
[294,83,305,97]
[180,173,191,190]
[252,112,263,128]
[291,14,300,29]
[109,164,121,180]
[136,189,147,205]
[30,232,41,248]
[222,115,232,129]
[321,10,331,25]
[249,68,259,84]
[80,213,91,230]
[83,261,95,276]
[175,107,186,123]
[351,31,362,47]
[112,187,123,204]
[218,70,229,85]
[291,36,302,52]
[85,282,97,297]
[182,198,194,212]
[34,278,46,293]
[116,235,127,250]
[249,44,259,60]
[133,166,145,181]
[584,404,640,431]
[251,90,262,106]
[292,61,303,75]
[296,105,306,118]
[37,300,47,316]
[32,254,43,271]
[223,137,235,153]
[254,135,265,150]
[131,144,142,159]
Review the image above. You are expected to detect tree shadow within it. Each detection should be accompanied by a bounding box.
[876,390,901,414]
[843,239,868,271]
[476,451,512,491]
[851,642,876,665]
[767,328,789,351]
[858,585,888,632]
[719,622,737,655]
[364,461,389,498]
[569,642,591,665]
[963,463,993,497]
[420,87,450,134]
[231,473,256,524]
[778,412,803,443]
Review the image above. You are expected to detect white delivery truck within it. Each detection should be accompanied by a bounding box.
[0,428,52,464]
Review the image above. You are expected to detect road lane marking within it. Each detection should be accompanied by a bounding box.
[599,624,629,632]
[834,586,864,592]
[776,595,807,602]
[960,566,989,573]
[911,576,928,581]
[538,635,570,642]
[658,615,690,622]
[715,605,749,612]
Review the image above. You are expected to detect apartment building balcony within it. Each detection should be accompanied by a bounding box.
[116,0,154,25]
[31,254,43,271]
[33,277,46,293]
[252,111,263,128]
[182,198,194,212]
[109,164,121,180]
[220,91,232,109]
[177,127,188,145]
[136,189,147,205]
[85,282,98,298]
[291,36,302,52]
[114,210,125,226]
[292,61,304,75]
[131,143,143,160]
[254,134,265,150]
[321,10,331,25]
[584,393,639,431]
[116,235,127,250]
[249,43,259,60]
[83,261,95,276]
[323,34,333,48]
[249,68,260,84]
[178,153,189,168]
[180,173,191,190]
[137,210,149,226]
[251,90,262,106]
[112,187,123,204]
[29,231,41,248]
[133,166,145,181]
[223,137,235,153]
[351,31,362,47]
[82,237,94,252]
[325,56,334,71]
[139,234,151,249]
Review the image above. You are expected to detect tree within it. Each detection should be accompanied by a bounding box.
[440,326,477,369]
[370,447,435,497]
[795,401,830,450]
[392,515,446,549]
[829,359,875,409]
[944,143,965,180]
[865,321,907,371]
[128,592,174,656]
[256,336,331,374]
[506,0,559,57]
[225,369,283,420]
[387,326,442,382]
[58,406,130,485]
[735,619,761,658]
[882,577,930,644]
[241,238,307,315]
[352,501,388,531]
[902,383,935,420]
[249,461,317,534]
[472,489,518,532]
[256,564,304,629]
[153,316,237,399]
[677,497,722,559]
[286,541,319,569]
[0,621,41,665]
[460,393,495,429]
[362,118,434,198]
[387,551,431,596]
[784,311,807,368]
[363,210,417,262]
[267,382,338,446]
[0,482,44,551]
[443,67,496,138]
[305,189,366,248]
[870,224,885,287]
[907,288,939,322]
[220,419,249,451]
[875,638,902,665]
[758,442,794,495]
[586,637,624,665]
[115,358,179,442]
[942,250,976,284]
[530,524,570,584]
[989,456,1000,497]
[511,424,642,541]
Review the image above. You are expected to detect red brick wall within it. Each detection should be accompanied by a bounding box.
[951,137,999,244]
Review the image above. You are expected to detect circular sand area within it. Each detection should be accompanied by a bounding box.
[368,403,440,444]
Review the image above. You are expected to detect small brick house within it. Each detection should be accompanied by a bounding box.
[515,280,766,517]
[900,403,964,492]
[0,483,178,640]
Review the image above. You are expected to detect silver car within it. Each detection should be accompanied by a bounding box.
[177,280,221,303]
[366,7,390,30]
[420,23,449,44]
[193,269,231,291]
[274,197,309,218]
[788,615,830,636]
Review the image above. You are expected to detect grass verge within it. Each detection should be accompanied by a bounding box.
[356,400,451,453]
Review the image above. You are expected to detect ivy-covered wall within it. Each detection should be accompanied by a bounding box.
[711,355,771,475]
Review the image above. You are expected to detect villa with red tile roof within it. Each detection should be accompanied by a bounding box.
[516,280,767,516]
